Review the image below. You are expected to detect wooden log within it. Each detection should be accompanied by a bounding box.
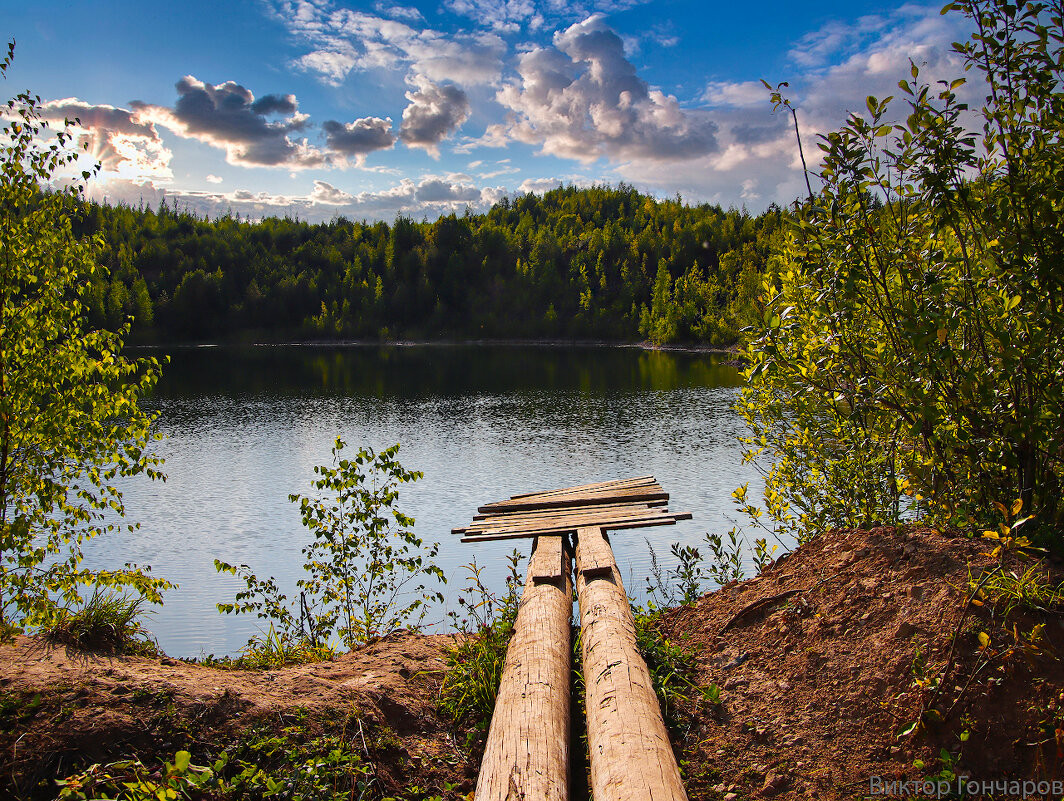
[575,527,688,801]
[530,535,565,584]
[475,535,573,801]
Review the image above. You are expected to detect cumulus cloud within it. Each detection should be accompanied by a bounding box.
[617,3,975,208]
[322,117,397,163]
[89,175,505,224]
[273,0,505,87]
[36,99,173,179]
[494,15,717,162]
[399,77,471,156]
[133,75,328,169]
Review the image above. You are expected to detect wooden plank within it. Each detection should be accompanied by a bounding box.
[476,507,689,532]
[509,475,656,500]
[455,503,665,534]
[475,535,572,801]
[467,508,683,537]
[460,505,667,534]
[575,526,688,801]
[530,535,565,584]
[479,487,669,514]
[460,513,690,543]
[470,499,666,523]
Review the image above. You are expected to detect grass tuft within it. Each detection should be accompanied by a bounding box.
[438,555,522,734]
[45,587,158,655]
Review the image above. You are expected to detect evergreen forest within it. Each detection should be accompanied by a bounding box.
[74,185,778,346]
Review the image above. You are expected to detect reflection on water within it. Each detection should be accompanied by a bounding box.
[83,344,758,657]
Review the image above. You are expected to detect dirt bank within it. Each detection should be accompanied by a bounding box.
[2,526,1061,799]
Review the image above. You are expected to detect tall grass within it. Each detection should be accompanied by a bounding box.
[46,587,157,655]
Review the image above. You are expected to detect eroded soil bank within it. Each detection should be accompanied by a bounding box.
[2,526,1062,799]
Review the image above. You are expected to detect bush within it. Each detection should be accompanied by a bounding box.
[741,0,1064,543]
[0,42,170,637]
[438,554,522,733]
[45,587,157,655]
[216,440,444,658]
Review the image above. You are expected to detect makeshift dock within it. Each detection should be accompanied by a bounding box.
[452,476,692,801]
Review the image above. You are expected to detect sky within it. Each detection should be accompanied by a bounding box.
[1,0,975,222]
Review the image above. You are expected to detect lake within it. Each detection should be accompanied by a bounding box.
[83,344,761,657]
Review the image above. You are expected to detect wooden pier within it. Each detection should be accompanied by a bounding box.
[453,476,691,801]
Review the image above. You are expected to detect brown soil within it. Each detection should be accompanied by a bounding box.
[2,525,1062,800]
[659,526,1064,798]
[0,632,475,799]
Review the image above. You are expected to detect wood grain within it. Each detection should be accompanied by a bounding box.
[530,535,565,584]
[478,485,669,514]
[475,535,573,801]
[575,527,688,801]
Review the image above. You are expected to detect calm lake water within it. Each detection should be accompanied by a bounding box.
[82,344,760,657]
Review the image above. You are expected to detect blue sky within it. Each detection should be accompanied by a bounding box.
[2,0,972,222]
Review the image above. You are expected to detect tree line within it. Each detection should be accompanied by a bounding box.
[73,185,783,346]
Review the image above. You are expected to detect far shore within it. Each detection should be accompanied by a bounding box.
[125,336,742,356]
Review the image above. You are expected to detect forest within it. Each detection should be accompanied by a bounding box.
[74,185,779,346]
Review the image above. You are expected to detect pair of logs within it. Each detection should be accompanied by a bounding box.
[474,528,687,801]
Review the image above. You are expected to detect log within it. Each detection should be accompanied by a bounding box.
[475,535,573,801]
[531,534,565,584]
[575,527,688,801]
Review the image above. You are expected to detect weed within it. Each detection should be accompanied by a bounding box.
[971,563,1064,618]
[56,751,228,801]
[645,539,711,608]
[631,605,708,729]
[703,530,746,586]
[0,690,43,723]
[438,553,522,733]
[45,587,158,655]
[216,440,445,654]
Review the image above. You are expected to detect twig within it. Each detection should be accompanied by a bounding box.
[719,568,849,634]
[720,589,802,633]
[929,564,1002,711]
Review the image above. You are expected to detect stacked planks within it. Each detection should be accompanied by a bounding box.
[453,476,691,543]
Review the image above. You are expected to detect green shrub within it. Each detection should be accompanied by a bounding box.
[741,0,1064,542]
[438,554,522,733]
[216,440,445,657]
[45,587,157,655]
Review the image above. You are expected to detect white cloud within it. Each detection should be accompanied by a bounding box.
[88,175,506,223]
[36,99,173,180]
[616,3,975,208]
[321,116,397,164]
[274,1,505,87]
[494,15,717,162]
[206,174,223,183]
[132,75,329,169]
[399,76,471,156]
